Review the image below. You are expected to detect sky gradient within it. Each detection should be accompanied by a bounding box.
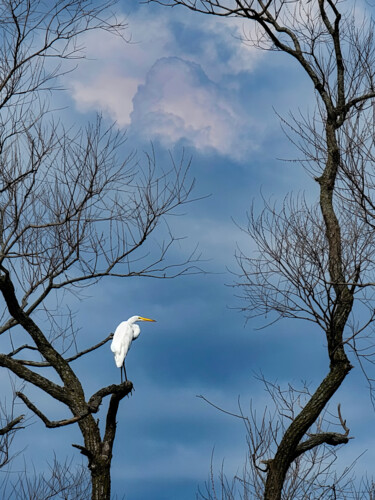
[4,1,375,498]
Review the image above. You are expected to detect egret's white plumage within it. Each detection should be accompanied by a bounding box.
[111,315,156,382]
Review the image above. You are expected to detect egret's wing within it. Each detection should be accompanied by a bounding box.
[111,321,134,367]
[111,322,126,351]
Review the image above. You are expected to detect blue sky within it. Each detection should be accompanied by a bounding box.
[4,0,375,498]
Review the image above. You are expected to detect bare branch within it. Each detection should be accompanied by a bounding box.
[88,382,133,413]
[16,392,89,428]
[0,413,24,435]
[11,334,114,367]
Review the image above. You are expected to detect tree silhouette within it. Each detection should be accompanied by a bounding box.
[148,0,375,497]
[0,1,198,499]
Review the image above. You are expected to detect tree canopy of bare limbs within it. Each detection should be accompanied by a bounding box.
[0,1,200,499]
[148,0,375,497]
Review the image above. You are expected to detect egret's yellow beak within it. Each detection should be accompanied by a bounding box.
[140,317,156,322]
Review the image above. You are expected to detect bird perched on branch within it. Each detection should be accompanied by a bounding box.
[111,316,156,382]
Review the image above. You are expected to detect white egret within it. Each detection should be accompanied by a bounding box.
[111,316,156,382]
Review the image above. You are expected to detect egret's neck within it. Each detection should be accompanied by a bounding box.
[133,324,141,339]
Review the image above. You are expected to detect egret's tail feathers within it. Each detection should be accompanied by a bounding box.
[114,353,124,368]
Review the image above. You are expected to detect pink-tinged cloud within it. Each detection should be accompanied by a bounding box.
[130,57,259,159]
[67,9,263,158]
[71,73,139,126]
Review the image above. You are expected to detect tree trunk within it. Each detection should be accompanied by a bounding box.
[263,359,352,499]
[76,415,114,500]
[91,462,111,500]
[263,118,353,499]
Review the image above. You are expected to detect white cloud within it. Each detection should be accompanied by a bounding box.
[67,7,264,158]
[130,56,259,158]
[71,73,139,125]
[69,14,171,125]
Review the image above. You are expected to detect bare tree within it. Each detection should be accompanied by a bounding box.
[0,1,199,499]
[198,379,374,500]
[147,0,375,497]
[2,456,90,500]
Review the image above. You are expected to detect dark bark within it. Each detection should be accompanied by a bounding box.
[0,414,24,436]
[264,361,352,499]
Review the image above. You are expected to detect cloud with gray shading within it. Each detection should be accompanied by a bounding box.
[130,56,259,160]
[67,8,264,160]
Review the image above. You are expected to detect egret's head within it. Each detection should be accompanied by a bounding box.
[128,315,156,324]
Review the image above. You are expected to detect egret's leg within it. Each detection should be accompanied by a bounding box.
[123,361,128,381]
[120,366,123,383]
